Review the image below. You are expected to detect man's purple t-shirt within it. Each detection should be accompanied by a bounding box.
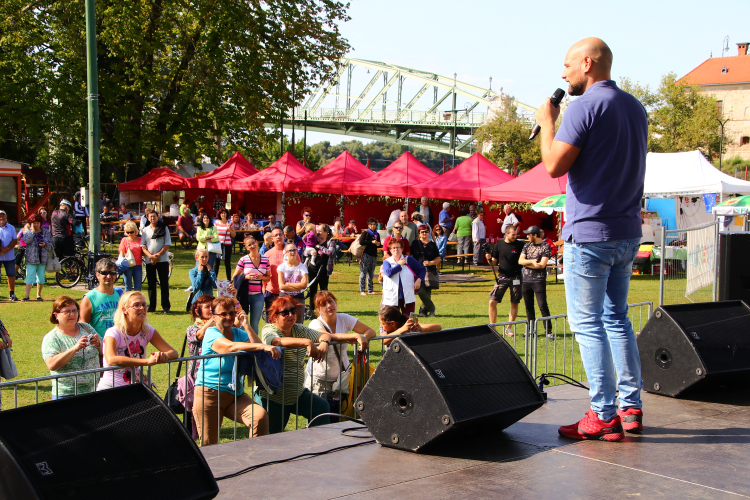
[555,80,648,243]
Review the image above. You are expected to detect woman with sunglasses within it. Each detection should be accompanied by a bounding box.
[257,296,331,434]
[193,296,279,445]
[119,221,142,291]
[97,291,177,390]
[295,207,314,236]
[411,224,441,317]
[433,224,447,274]
[232,234,269,335]
[42,296,101,399]
[37,207,51,231]
[196,213,220,269]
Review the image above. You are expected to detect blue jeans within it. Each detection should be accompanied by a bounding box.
[122,264,142,292]
[254,389,330,434]
[247,293,265,335]
[563,238,642,421]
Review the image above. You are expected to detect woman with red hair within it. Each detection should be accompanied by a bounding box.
[295,207,314,236]
[256,296,334,433]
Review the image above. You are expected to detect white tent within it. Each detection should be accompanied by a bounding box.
[644,151,750,198]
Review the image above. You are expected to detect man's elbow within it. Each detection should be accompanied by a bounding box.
[545,161,566,179]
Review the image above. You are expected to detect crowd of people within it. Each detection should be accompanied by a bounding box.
[0,196,566,443]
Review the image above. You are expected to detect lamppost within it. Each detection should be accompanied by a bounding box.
[717,117,729,170]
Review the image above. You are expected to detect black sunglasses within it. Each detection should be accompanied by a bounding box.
[97,270,118,276]
[278,308,297,317]
[304,213,312,217]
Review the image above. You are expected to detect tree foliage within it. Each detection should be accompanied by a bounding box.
[0,0,350,183]
[620,73,721,155]
[474,95,540,174]
[309,140,450,172]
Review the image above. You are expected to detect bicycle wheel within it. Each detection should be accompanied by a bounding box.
[56,257,84,288]
[16,258,26,283]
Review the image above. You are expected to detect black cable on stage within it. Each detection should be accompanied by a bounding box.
[214,413,374,481]
[536,372,588,390]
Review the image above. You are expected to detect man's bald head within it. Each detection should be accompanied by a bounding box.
[563,37,612,96]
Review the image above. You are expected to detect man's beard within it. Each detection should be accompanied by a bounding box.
[568,78,586,96]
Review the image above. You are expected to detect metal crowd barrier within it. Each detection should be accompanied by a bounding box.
[0,302,653,444]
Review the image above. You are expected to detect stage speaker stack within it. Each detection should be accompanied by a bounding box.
[0,384,219,500]
[638,301,750,397]
[718,232,750,304]
[355,325,544,452]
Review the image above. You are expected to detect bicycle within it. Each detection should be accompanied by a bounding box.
[55,249,115,289]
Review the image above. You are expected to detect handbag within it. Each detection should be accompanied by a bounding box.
[448,231,457,243]
[207,240,222,254]
[185,268,212,312]
[317,319,351,395]
[163,335,188,414]
[115,255,129,273]
[344,351,375,418]
[125,247,136,267]
[424,270,440,289]
[349,236,364,258]
[0,331,18,380]
[46,248,61,273]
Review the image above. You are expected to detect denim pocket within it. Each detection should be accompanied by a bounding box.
[576,242,617,277]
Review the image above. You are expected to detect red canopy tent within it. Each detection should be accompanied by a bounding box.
[480,162,567,202]
[344,151,438,197]
[233,152,312,192]
[285,151,373,194]
[185,151,258,190]
[119,168,189,191]
[408,153,513,200]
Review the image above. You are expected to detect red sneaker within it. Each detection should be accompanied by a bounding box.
[617,407,643,433]
[558,408,624,441]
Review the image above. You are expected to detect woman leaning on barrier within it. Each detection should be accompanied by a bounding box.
[41,296,101,400]
[257,296,332,433]
[97,291,177,390]
[378,305,441,346]
[193,297,280,446]
[304,291,373,412]
[0,315,11,408]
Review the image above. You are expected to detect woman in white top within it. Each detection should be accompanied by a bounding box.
[304,291,374,402]
[277,243,308,322]
[97,291,178,390]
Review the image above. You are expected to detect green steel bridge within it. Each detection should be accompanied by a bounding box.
[268,58,537,159]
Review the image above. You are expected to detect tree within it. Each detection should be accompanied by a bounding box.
[474,95,540,173]
[1,0,350,183]
[620,73,721,154]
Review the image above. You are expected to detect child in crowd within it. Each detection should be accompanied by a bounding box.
[301,223,319,266]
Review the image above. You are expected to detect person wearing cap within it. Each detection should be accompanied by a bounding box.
[51,200,76,258]
[518,226,552,339]
[0,210,19,301]
[344,220,358,237]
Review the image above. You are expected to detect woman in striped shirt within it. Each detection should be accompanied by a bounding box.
[232,233,270,335]
[214,208,236,280]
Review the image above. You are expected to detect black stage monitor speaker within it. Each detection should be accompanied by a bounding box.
[355,325,544,452]
[0,383,219,500]
[718,232,750,304]
[638,301,750,397]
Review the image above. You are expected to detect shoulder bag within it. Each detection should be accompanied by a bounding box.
[46,248,61,273]
[349,235,365,258]
[0,331,18,380]
[163,335,188,414]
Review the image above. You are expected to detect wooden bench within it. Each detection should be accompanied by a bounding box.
[444,253,475,272]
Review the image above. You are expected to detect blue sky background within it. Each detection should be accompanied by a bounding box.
[301,0,750,146]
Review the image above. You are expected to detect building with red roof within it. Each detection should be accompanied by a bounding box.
[679,42,750,160]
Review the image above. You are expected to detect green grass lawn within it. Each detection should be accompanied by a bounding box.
[0,248,660,436]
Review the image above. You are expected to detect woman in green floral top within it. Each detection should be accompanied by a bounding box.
[41,296,101,400]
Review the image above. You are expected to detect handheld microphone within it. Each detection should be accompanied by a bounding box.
[529,88,566,140]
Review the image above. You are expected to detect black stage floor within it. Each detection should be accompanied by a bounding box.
[202,385,750,499]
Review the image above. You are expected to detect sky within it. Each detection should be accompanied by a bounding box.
[301,0,750,146]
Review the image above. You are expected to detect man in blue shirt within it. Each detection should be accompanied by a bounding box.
[438,202,454,231]
[535,37,647,442]
[0,211,18,301]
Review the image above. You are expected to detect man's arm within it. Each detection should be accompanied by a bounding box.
[535,97,582,179]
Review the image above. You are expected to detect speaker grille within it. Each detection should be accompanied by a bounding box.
[402,327,541,422]
[664,302,750,374]
[0,384,217,500]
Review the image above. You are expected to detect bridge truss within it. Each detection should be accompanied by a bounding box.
[268,58,537,159]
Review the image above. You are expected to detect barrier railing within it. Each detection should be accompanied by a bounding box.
[1,302,653,443]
